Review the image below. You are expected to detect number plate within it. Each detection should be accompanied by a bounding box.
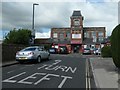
[19,57,27,60]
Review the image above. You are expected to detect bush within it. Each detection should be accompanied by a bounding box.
[101,46,112,57]
[3,28,32,45]
[111,24,120,68]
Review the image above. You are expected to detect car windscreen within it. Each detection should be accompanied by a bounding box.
[23,48,36,51]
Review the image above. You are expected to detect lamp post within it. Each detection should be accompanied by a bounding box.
[31,3,39,45]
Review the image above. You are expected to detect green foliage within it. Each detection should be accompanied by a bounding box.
[111,24,120,68]
[3,28,32,45]
[101,46,112,57]
[44,44,52,50]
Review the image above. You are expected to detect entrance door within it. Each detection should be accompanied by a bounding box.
[73,45,80,53]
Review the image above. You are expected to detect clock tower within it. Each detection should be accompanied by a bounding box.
[70,10,84,53]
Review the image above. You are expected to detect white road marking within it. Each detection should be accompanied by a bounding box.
[38,64,50,70]
[52,60,62,65]
[34,73,59,85]
[2,72,26,83]
[7,70,15,74]
[65,67,77,73]
[58,75,72,88]
[54,65,68,71]
[18,73,46,84]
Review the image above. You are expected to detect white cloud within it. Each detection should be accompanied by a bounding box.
[1,2,118,38]
[35,31,50,38]
[103,0,119,2]
[1,0,86,2]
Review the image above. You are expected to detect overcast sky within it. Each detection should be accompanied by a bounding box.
[1,0,119,39]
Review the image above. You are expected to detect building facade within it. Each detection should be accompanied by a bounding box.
[51,10,106,53]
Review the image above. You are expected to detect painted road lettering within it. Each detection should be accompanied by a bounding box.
[38,60,77,74]
[58,75,72,88]
[2,60,77,88]
[2,72,26,83]
[18,73,46,84]
[34,73,60,85]
[2,72,72,88]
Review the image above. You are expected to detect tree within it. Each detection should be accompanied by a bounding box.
[111,24,120,68]
[3,28,32,45]
[101,46,112,57]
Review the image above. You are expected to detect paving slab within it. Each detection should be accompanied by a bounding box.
[90,57,119,89]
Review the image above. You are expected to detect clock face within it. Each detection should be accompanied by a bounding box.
[74,19,80,26]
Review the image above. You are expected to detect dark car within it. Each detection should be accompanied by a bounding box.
[82,48,91,55]
[49,48,58,54]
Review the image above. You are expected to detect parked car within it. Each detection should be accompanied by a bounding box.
[94,48,101,55]
[82,48,91,55]
[49,48,58,54]
[16,46,50,63]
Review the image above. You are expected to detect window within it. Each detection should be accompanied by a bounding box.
[53,33,58,38]
[59,32,64,41]
[59,33,64,39]
[84,32,87,38]
[91,31,96,37]
[93,36,97,42]
[98,32,103,37]
[98,37,104,42]
[66,32,71,39]
[74,19,80,26]
[85,32,89,38]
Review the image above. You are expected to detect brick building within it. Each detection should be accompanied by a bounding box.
[51,10,106,53]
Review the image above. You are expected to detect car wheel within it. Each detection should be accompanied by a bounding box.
[37,56,41,63]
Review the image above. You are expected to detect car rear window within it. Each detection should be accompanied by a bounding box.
[23,48,36,51]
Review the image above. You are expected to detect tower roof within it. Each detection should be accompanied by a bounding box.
[72,10,82,16]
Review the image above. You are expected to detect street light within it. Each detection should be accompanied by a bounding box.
[31,3,39,45]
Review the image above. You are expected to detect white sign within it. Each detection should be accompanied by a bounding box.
[55,45,58,49]
[72,34,81,39]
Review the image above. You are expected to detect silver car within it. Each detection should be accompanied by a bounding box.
[16,46,50,63]
[82,48,91,55]
[94,48,101,55]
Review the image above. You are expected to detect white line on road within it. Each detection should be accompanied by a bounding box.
[58,75,72,88]
[2,72,26,83]
[7,70,15,74]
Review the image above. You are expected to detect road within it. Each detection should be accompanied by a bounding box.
[2,54,87,89]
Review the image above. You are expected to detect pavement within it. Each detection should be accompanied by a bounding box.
[1,61,19,67]
[90,57,120,89]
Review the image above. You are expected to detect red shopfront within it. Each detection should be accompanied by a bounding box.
[71,40,82,53]
[52,44,71,53]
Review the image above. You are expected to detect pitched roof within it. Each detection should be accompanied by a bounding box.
[72,11,82,16]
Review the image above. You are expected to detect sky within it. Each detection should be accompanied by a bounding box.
[0,0,119,39]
